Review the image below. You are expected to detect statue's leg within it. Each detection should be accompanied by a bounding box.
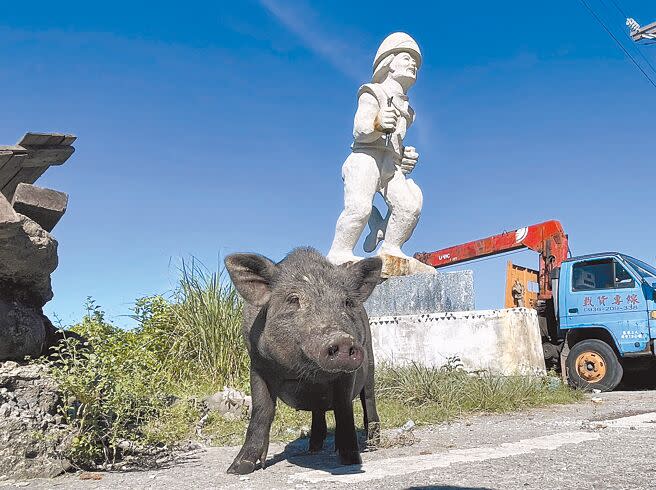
[379,173,423,259]
[327,153,379,265]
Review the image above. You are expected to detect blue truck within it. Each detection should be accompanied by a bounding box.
[554,253,656,391]
[416,221,656,391]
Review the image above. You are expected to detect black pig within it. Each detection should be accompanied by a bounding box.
[224,248,381,475]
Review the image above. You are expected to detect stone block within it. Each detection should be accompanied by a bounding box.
[0,193,20,239]
[0,299,46,361]
[11,183,68,232]
[364,271,474,317]
[370,308,546,375]
[0,361,72,479]
[0,214,58,306]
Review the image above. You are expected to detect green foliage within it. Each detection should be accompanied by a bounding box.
[133,259,248,388]
[44,260,249,468]
[46,298,175,467]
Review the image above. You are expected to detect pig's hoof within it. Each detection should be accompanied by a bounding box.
[227,460,256,475]
[338,449,362,465]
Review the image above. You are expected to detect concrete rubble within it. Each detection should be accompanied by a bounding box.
[203,387,253,421]
[0,361,72,480]
[0,132,76,362]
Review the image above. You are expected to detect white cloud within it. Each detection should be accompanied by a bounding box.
[259,0,369,81]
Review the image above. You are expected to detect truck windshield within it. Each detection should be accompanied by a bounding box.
[624,256,656,279]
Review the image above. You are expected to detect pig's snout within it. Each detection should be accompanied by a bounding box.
[320,335,364,372]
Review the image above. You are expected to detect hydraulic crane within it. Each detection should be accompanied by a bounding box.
[414,220,569,303]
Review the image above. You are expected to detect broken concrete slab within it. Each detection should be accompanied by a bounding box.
[0,131,76,363]
[364,271,475,317]
[11,183,68,232]
[0,132,76,200]
[0,193,21,239]
[0,214,58,307]
[0,299,47,361]
[369,308,547,376]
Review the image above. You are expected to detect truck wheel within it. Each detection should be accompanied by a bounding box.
[566,339,623,392]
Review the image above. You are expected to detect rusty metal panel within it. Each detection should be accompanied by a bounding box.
[505,261,539,309]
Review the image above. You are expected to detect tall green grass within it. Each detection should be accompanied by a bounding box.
[161,259,248,386]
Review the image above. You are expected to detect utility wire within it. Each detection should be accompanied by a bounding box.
[608,0,628,18]
[578,0,656,89]
[601,0,656,80]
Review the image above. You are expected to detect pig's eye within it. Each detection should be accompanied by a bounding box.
[343,298,356,308]
[286,294,300,307]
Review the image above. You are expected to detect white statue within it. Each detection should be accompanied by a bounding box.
[327,32,427,270]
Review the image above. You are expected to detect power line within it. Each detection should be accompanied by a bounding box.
[600,0,656,82]
[608,0,628,18]
[578,0,656,89]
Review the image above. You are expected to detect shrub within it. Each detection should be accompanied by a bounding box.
[46,299,175,467]
[44,258,249,468]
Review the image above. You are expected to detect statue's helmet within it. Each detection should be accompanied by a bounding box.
[372,32,422,83]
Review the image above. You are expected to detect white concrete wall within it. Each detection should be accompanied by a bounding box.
[370,308,546,375]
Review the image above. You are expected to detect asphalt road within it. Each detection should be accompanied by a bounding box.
[13,390,656,490]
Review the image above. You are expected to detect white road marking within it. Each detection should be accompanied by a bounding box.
[289,431,600,484]
[600,411,656,429]
[288,412,656,484]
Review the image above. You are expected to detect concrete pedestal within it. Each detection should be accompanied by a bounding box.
[364,271,474,317]
[369,308,546,375]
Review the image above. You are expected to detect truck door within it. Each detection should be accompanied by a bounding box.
[566,257,650,355]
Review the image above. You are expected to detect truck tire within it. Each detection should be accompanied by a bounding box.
[566,339,623,392]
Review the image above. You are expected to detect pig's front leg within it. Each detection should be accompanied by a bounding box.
[227,369,276,475]
[332,375,362,465]
[309,410,327,452]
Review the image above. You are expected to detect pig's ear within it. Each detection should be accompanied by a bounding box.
[225,253,277,306]
[347,257,382,302]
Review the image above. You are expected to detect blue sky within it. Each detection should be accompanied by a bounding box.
[1,0,655,326]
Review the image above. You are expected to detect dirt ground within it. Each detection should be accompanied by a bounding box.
[8,390,656,490]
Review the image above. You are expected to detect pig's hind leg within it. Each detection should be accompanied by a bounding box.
[360,383,380,446]
[308,410,327,452]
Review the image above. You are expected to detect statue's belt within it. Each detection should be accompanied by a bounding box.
[351,142,403,162]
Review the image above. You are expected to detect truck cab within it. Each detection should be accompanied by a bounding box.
[556,253,656,390]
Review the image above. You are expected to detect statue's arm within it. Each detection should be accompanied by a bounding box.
[352,92,382,144]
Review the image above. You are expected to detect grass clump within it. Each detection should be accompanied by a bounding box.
[133,259,248,387]
[373,361,583,427]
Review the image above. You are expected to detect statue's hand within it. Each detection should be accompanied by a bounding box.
[374,107,399,134]
[400,146,419,174]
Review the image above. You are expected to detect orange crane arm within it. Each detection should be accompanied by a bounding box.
[414,220,569,300]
